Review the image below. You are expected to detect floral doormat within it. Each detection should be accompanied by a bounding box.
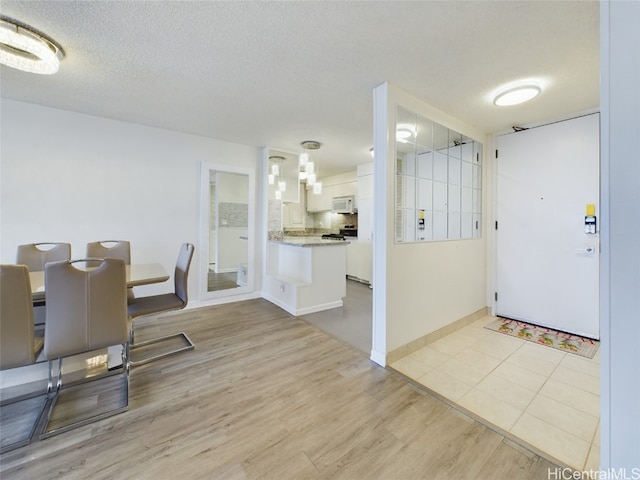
[485,317,599,359]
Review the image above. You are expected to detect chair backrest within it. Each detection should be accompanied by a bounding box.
[44,258,128,360]
[16,243,71,272]
[174,243,195,305]
[86,240,131,264]
[0,265,36,370]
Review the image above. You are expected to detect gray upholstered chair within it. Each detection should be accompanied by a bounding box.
[86,240,131,264]
[0,264,46,453]
[127,243,195,365]
[16,242,71,271]
[17,242,71,310]
[86,240,134,298]
[41,258,130,438]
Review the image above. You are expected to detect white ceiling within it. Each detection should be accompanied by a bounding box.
[0,1,599,177]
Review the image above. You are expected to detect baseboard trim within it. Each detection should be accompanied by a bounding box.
[386,307,489,365]
[369,349,386,367]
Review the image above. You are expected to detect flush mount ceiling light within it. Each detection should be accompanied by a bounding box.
[493,84,541,107]
[396,125,416,144]
[0,17,64,74]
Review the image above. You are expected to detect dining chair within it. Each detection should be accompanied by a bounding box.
[86,240,134,298]
[40,258,130,439]
[86,240,131,264]
[0,264,46,453]
[16,242,71,310]
[16,242,71,271]
[126,243,195,366]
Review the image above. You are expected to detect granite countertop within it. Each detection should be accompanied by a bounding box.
[271,236,351,248]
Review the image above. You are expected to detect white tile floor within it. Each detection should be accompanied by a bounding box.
[390,315,600,471]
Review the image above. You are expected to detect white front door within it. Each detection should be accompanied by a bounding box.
[496,113,600,339]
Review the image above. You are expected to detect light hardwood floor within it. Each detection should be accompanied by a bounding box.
[0,299,557,479]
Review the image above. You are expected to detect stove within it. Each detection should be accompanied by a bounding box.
[321,233,345,240]
[339,225,358,237]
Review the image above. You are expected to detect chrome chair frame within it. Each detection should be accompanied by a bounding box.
[39,258,130,439]
[127,243,195,366]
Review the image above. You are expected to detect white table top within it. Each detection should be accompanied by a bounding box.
[30,263,170,300]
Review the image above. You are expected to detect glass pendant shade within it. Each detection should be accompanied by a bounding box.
[278,181,286,192]
[271,164,280,176]
[268,174,275,185]
[305,162,315,174]
[275,190,282,200]
[313,182,323,195]
[299,171,308,181]
[307,173,316,186]
[299,153,309,167]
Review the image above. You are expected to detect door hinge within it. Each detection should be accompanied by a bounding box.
[495,292,498,302]
[495,149,498,159]
[495,221,498,230]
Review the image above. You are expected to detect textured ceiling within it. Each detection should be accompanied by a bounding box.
[0,1,599,176]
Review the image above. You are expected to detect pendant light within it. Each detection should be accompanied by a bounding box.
[269,155,286,199]
[299,141,322,195]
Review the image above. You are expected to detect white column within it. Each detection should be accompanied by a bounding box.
[599,0,640,469]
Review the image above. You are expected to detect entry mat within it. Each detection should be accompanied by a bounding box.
[485,317,600,359]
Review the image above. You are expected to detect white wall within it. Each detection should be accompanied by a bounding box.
[0,99,261,301]
[372,83,488,363]
[599,0,640,469]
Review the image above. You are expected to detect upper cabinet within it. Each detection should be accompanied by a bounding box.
[306,172,358,212]
[283,183,306,229]
[306,184,333,212]
[332,181,357,198]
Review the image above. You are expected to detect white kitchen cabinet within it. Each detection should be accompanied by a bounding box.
[355,164,374,284]
[332,181,357,198]
[283,184,306,229]
[306,184,333,212]
[346,238,372,284]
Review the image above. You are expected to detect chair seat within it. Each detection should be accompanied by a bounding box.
[127,293,185,318]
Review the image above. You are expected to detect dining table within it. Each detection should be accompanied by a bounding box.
[29,262,170,302]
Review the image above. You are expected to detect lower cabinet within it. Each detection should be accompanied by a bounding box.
[346,239,372,284]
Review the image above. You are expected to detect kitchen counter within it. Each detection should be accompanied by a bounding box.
[264,238,347,315]
[272,236,351,247]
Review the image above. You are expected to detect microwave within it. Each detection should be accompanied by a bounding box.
[332,196,356,213]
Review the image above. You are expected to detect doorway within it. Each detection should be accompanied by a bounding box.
[495,113,600,338]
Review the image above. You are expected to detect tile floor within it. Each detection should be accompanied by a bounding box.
[390,315,600,472]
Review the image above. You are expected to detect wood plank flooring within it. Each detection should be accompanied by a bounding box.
[0,299,557,479]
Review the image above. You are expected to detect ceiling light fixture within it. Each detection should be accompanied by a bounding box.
[493,84,541,107]
[0,17,64,74]
[269,156,285,197]
[396,125,416,144]
[299,141,323,195]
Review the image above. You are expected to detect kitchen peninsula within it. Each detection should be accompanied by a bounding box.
[264,237,349,316]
